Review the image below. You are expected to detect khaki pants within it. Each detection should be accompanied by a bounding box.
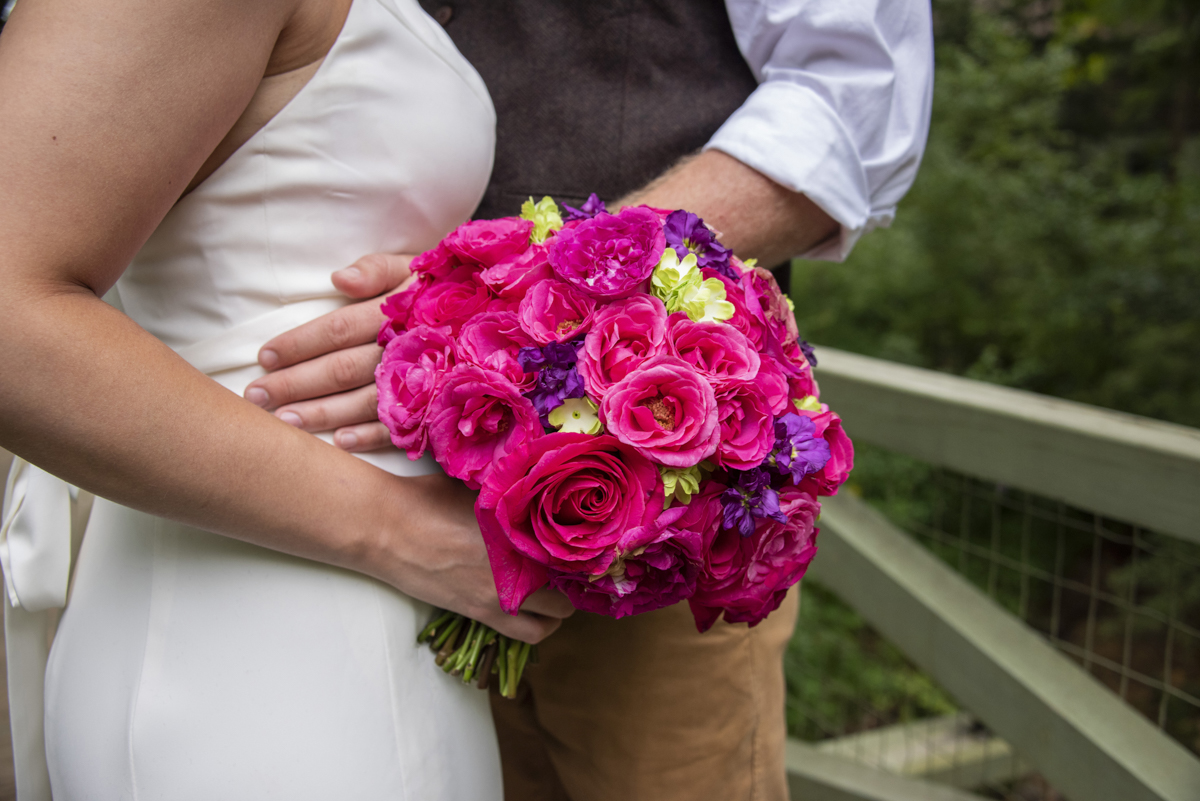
[490,585,799,801]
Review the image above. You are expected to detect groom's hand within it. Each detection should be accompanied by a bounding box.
[244,252,414,452]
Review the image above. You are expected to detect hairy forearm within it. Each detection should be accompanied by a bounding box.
[621,149,838,266]
[0,286,402,577]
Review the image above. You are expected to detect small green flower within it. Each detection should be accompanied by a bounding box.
[521,196,563,244]
[659,465,702,509]
[794,395,823,412]
[651,248,734,323]
[547,397,602,434]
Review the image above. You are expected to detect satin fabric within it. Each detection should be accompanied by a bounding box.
[3,0,501,797]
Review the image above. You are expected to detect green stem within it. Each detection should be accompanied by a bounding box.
[431,615,463,652]
[418,610,455,644]
[504,642,520,699]
[445,619,479,675]
[496,636,509,694]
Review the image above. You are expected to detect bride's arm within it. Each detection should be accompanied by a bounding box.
[0,0,569,641]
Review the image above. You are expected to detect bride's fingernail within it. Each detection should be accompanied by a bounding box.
[336,432,359,450]
[338,266,362,282]
[259,349,279,369]
[279,411,303,427]
[246,387,269,407]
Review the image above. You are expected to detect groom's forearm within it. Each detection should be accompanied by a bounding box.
[621,149,839,267]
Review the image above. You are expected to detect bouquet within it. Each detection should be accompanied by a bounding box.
[376,195,853,697]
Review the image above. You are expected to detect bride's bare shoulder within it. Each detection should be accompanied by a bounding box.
[0,0,349,293]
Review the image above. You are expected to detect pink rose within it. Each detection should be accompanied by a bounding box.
[375,326,456,459]
[426,364,541,489]
[479,245,554,298]
[517,279,597,345]
[408,266,492,335]
[756,356,791,416]
[377,274,431,345]
[703,269,764,350]
[409,242,463,280]
[667,314,760,391]
[689,486,820,632]
[599,354,719,467]
[795,407,853,495]
[443,217,534,267]
[456,311,536,391]
[550,480,722,618]
[742,267,804,377]
[548,206,665,299]
[713,381,776,470]
[577,294,669,400]
[476,433,667,613]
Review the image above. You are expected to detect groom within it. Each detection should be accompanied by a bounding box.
[245,2,933,798]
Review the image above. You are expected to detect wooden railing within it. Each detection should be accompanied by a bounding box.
[788,348,1200,801]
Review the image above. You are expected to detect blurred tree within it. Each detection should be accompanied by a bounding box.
[792,0,1200,427]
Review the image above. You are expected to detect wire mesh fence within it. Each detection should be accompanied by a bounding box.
[786,442,1200,800]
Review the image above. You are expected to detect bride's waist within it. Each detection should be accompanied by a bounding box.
[160,297,438,479]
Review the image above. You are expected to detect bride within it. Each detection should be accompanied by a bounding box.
[0,0,572,797]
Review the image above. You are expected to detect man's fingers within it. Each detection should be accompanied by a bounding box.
[246,344,381,410]
[334,422,391,452]
[271,384,378,433]
[332,253,415,299]
[521,589,576,620]
[256,300,383,372]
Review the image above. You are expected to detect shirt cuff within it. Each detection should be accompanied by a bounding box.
[704,80,879,262]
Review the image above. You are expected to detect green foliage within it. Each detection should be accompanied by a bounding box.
[791,0,1200,427]
[786,581,957,741]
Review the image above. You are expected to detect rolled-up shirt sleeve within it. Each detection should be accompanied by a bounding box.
[707,0,934,261]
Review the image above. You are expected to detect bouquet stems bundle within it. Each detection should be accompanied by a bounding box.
[417,610,536,699]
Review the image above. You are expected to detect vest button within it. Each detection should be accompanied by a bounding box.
[434,5,453,25]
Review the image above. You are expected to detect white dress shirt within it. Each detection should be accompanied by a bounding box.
[709,0,934,261]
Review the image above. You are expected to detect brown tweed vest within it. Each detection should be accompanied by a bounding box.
[417,0,758,220]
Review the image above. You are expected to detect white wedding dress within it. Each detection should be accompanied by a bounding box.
[2,0,502,798]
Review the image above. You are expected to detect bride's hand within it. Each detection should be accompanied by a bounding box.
[244,252,413,451]
[379,473,575,644]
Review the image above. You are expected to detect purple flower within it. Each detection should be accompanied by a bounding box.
[768,413,831,483]
[721,468,787,538]
[562,193,607,222]
[663,209,734,279]
[518,342,587,420]
[799,339,818,368]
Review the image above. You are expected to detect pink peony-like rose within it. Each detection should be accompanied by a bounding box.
[794,407,853,495]
[713,380,776,470]
[479,244,554,298]
[407,265,492,335]
[667,313,760,391]
[377,274,431,346]
[476,432,668,613]
[703,269,765,350]
[443,217,534,267]
[742,267,805,377]
[689,486,820,632]
[457,311,537,391]
[548,206,665,299]
[409,241,463,281]
[426,364,541,489]
[375,326,456,459]
[756,356,791,416]
[517,279,597,345]
[577,294,669,400]
[599,354,719,467]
